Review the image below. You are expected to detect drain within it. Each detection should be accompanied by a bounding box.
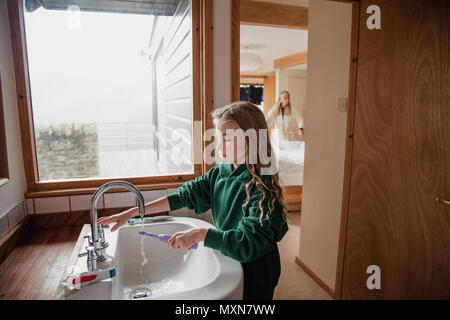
[131,288,152,299]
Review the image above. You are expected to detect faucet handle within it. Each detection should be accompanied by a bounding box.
[86,246,97,260]
[86,246,98,272]
[78,237,91,258]
[98,225,109,247]
[83,235,92,246]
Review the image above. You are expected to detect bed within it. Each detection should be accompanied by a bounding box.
[271,133,305,211]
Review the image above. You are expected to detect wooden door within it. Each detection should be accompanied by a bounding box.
[341,0,449,299]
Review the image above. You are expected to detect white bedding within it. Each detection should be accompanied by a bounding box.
[271,138,305,187]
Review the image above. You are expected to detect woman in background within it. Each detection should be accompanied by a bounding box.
[266,90,304,141]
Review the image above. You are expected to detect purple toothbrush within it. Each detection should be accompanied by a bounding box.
[138,230,198,250]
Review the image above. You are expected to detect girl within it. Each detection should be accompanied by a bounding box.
[266,90,304,141]
[98,101,288,300]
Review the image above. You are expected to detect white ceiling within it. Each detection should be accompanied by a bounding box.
[240,24,308,76]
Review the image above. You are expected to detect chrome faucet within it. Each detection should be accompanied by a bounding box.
[79,180,145,270]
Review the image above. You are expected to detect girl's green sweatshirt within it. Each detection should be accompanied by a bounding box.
[167,162,288,300]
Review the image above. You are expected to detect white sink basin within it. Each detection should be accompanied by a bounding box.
[57,217,243,300]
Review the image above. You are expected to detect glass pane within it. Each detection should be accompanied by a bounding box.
[23,0,194,182]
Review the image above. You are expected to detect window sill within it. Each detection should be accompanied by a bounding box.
[0,178,9,188]
[25,181,184,198]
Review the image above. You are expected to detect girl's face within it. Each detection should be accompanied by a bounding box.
[281,94,290,107]
[215,120,246,165]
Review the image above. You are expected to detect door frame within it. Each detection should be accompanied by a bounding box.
[230,0,360,299]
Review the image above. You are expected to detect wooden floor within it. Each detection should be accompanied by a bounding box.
[0,225,81,300]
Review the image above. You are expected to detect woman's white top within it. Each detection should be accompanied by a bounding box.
[265,105,303,141]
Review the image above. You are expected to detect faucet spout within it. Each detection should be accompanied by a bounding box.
[89,180,145,262]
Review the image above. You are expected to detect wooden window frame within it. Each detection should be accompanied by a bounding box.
[7,0,214,198]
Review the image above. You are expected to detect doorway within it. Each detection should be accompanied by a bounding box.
[231,0,358,299]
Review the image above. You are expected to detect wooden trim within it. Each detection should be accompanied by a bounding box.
[328,0,360,3]
[191,0,204,179]
[0,73,10,181]
[7,0,210,196]
[274,51,308,69]
[334,1,360,300]
[27,173,197,192]
[24,181,185,198]
[240,0,308,30]
[0,216,31,266]
[263,76,275,114]
[295,256,334,298]
[7,0,38,191]
[231,0,240,102]
[200,0,215,173]
[240,74,267,79]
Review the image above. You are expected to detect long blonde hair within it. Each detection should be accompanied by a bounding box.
[211,101,287,224]
[274,90,292,117]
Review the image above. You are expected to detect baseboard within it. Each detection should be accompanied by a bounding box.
[0,216,31,266]
[295,256,335,299]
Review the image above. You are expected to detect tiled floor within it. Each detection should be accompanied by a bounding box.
[274,211,333,300]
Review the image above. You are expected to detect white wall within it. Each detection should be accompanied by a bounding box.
[276,68,307,121]
[0,0,27,218]
[213,0,231,109]
[288,75,307,121]
[299,0,352,290]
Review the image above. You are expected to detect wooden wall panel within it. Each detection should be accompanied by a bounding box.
[273,51,308,69]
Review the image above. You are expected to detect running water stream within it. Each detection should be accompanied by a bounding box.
[129,212,152,299]
[139,212,149,287]
[130,212,189,298]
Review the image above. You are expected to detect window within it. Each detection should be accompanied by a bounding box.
[22,0,196,182]
[7,0,212,194]
[240,84,264,110]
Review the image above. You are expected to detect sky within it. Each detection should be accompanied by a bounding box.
[24,7,157,126]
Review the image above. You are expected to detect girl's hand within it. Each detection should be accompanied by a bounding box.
[97,206,138,232]
[168,228,208,251]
